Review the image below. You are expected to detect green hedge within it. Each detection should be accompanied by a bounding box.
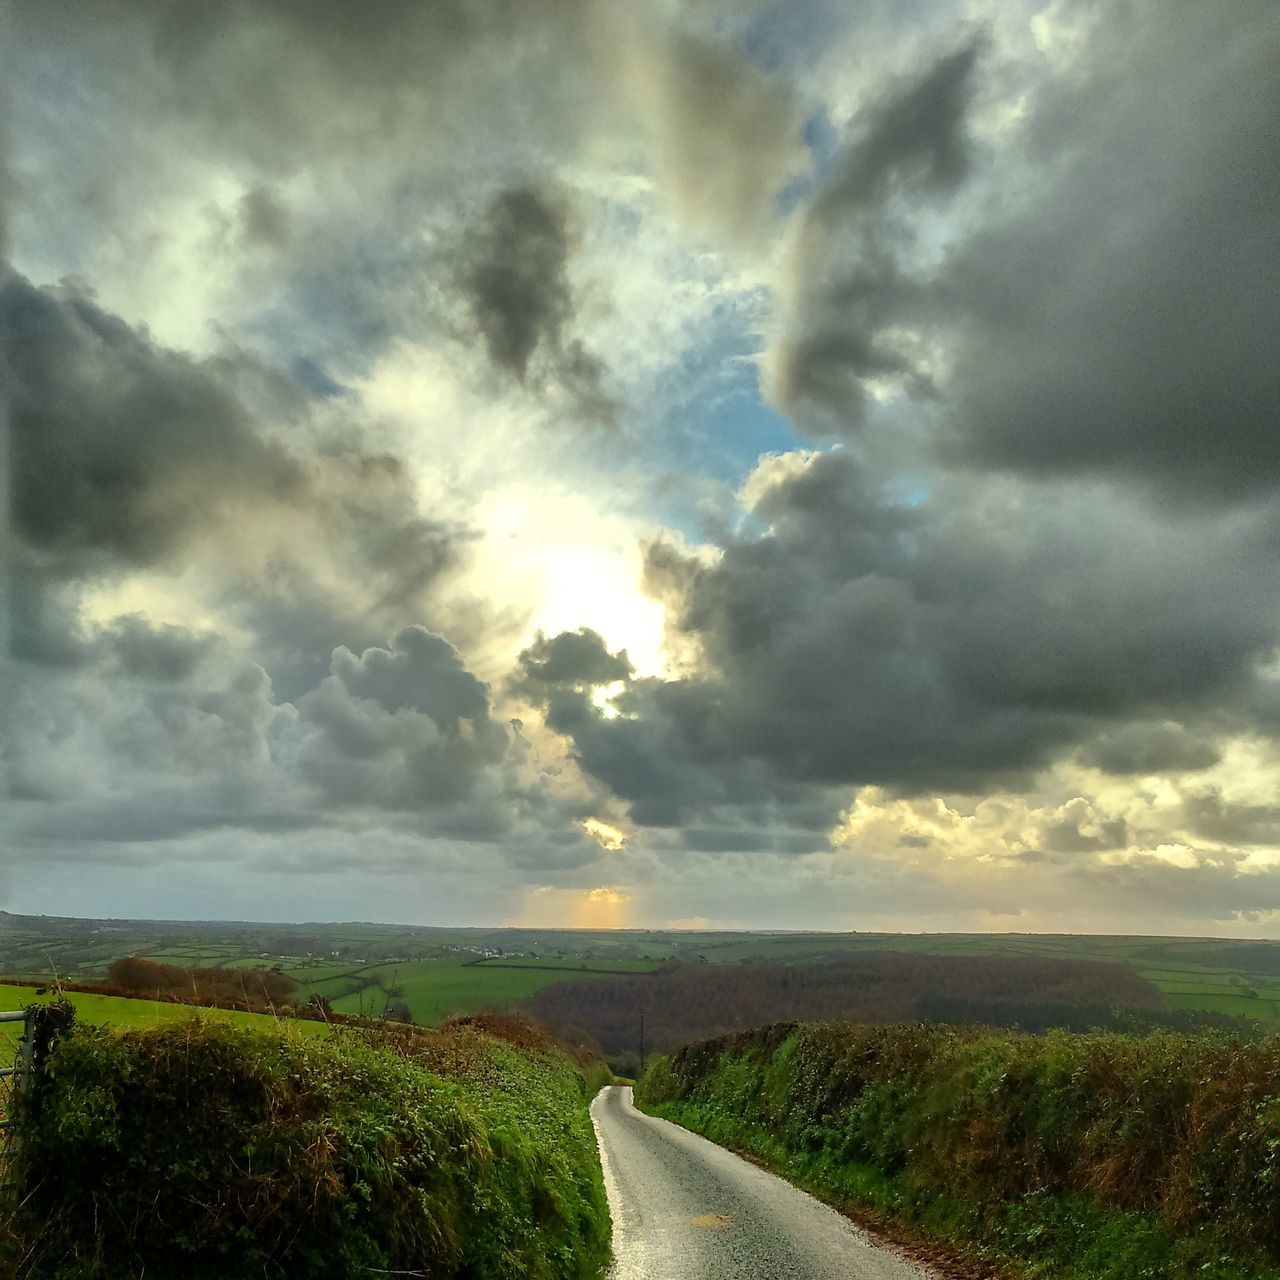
[5,1014,610,1279]
[636,1022,1280,1280]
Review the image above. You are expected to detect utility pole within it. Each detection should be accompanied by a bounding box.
[639,1005,646,1076]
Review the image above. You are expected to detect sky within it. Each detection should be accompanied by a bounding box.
[3,0,1279,935]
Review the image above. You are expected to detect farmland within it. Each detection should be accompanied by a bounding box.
[4,911,1280,1027]
[288,956,665,1024]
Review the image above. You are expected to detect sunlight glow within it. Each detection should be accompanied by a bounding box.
[581,818,627,851]
[516,884,635,929]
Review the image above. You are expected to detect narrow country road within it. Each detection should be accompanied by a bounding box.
[591,1086,934,1280]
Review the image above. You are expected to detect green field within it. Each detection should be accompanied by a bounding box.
[0,984,333,1043]
[290,955,665,1023]
[5,911,1280,1027]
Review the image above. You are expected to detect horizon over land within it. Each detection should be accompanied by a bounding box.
[9,911,1280,1030]
[4,907,1279,943]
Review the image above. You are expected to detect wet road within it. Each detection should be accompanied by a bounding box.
[591,1086,933,1280]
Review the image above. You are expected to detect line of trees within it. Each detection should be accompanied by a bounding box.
[103,956,299,1012]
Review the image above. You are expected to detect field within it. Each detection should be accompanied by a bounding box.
[0,985,333,1043]
[288,956,665,1023]
[5,912,1280,1026]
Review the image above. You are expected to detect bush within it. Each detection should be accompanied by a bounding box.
[636,1021,1280,1280]
[5,1014,609,1279]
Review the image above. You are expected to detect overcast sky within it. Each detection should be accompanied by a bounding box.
[3,0,1279,935]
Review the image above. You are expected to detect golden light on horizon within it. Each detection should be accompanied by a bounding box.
[574,886,632,929]
[516,884,635,929]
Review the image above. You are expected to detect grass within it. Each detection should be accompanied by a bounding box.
[0,985,332,1044]
[295,957,657,1024]
[636,1022,1280,1280]
[3,1012,610,1279]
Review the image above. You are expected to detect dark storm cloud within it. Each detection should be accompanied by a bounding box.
[7,619,596,863]
[941,0,1280,500]
[521,451,1280,826]
[1078,722,1221,777]
[520,641,847,834]
[461,186,575,381]
[1181,790,1280,848]
[3,270,467,688]
[515,628,634,689]
[773,1,1280,498]
[105,616,220,682]
[4,269,303,577]
[769,40,983,426]
[453,184,614,421]
[297,626,510,813]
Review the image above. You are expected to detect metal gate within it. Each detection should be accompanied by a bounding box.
[0,1009,33,1132]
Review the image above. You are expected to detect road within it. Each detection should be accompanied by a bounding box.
[591,1086,934,1280]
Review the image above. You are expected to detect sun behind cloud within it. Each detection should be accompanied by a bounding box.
[581,817,627,852]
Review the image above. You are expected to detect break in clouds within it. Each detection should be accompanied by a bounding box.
[3,0,1279,933]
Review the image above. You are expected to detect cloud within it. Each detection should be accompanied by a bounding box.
[3,269,474,700]
[1078,722,1221,776]
[764,0,1280,499]
[296,626,512,821]
[451,183,614,420]
[4,268,304,580]
[5,618,602,872]
[1181,789,1280,848]
[8,0,1280,932]
[515,628,634,690]
[625,28,807,245]
[938,0,1280,500]
[765,39,984,427]
[522,449,1280,835]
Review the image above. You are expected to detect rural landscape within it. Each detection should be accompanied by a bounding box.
[7,0,1279,1275]
[5,912,1280,1276]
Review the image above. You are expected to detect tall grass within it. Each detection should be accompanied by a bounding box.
[637,1022,1280,1279]
[4,1009,610,1279]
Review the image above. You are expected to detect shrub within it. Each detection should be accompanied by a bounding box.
[5,1014,609,1279]
[636,1021,1280,1279]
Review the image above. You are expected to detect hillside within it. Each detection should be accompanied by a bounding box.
[636,1021,1280,1280]
[2,1008,610,1279]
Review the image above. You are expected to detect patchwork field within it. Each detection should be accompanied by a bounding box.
[4,912,1279,1026]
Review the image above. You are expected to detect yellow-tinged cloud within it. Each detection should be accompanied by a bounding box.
[582,817,627,851]
[516,884,634,929]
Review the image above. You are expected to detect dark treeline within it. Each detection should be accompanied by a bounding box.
[524,952,1166,1069]
[104,956,299,1011]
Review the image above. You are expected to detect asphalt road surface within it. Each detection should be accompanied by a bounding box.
[591,1085,934,1280]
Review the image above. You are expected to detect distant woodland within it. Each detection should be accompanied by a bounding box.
[103,956,299,1011]
[525,953,1172,1069]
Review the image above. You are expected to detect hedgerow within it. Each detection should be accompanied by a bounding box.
[636,1022,1280,1280]
[3,1010,610,1279]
